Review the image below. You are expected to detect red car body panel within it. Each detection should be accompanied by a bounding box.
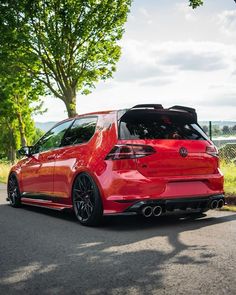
[9,106,224,216]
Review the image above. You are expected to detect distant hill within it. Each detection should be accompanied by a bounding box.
[35,121,57,132]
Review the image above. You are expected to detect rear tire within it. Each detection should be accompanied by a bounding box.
[72,173,103,226]
[7,174,21,208]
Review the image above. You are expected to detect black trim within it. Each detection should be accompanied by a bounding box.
[125,194,225,213]
[21,192,64,203]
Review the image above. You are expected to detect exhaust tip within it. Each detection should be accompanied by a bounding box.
[142,206,153,217]
[210,200,218,209]
[153,206,162,217]
[217,199,224,208]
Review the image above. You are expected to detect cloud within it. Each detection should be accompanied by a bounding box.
[218,10,236,36]
[199,93,236,107]
[138,7,153,25]
[161,51,227,71]
[175,2,198,22]
[115,40,235,83]
[139,78,173,87]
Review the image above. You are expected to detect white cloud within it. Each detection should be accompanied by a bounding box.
[218,10,236,35]
[138,7,153,25]
[116,39,236,81]
[175,2,198,22]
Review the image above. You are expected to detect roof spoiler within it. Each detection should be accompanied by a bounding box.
[131,104,164,110]
[118,104,197,122]
[168,105,197,121]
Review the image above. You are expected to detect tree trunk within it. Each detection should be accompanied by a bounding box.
[8,128,16,164]
[64,88,77,118]
[16,112,27,146]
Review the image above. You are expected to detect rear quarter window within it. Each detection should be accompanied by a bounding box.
[63,117,97,146]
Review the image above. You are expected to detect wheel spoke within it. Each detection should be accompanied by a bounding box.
[73,175,96,221]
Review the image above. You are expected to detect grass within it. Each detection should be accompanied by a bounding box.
[0,162,10,184]
[220,161,236,195]
[221,205,236,213]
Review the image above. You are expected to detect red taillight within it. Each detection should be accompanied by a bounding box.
[206,146,218,157]
[105,144,156,160]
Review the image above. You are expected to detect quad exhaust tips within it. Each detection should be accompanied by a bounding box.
[142,205,163,217]
[210,200,218,209]
[217,199,224,208]
[210,199,225,209]
[153,206,162,217]
[142,206,153,217]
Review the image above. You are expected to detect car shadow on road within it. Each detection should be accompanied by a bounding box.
[0,203,235,295]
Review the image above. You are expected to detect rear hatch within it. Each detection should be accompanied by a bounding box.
[118,105,218,177]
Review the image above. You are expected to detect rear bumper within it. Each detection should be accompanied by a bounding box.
[100,169,224,214]
[125,194,225,214]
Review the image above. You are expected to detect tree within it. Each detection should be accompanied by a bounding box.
[0,0,131,117]
[189,0,203,9]
[232,125,236,133]
[0,65,45,162]
[222,125,230,135]
[189,0,236,8]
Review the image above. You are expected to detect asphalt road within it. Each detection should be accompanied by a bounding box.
[0,183,236,295]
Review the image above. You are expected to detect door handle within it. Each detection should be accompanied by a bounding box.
[47,154,56,160]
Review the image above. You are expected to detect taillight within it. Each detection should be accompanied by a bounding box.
[206,146,218,157]
[105,144,156,160]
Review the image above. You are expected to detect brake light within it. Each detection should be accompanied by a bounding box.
[105,144,156,160]
[206,146,218,157]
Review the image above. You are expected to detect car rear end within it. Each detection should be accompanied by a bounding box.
[102,104,224,216]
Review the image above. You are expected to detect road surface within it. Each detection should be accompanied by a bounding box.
[0,183,236,295]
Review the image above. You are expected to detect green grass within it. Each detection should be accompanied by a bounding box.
[220,161,236,195]
[221,205,236,212]
[0,162,10,183]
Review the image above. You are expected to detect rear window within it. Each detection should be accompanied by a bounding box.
[119,113,208,140]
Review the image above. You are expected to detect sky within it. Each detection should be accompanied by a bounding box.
[34,0,236,122]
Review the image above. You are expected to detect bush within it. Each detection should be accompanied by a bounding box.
[219,144,236,163]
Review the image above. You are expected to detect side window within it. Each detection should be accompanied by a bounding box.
[63,117,97,146]
[33,120,72,153]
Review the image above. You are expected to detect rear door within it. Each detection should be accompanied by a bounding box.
[53,117,98,199]
[119,109,218,177]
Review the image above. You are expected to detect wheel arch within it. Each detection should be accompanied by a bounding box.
[70,168,105,209]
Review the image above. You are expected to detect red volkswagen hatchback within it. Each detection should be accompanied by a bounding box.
[7,104,224,225]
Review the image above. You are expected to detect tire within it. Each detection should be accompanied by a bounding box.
[7,173,21,208]
[72,173,103,226]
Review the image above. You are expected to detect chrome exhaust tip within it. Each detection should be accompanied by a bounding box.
[217,199,224,208]
[153,206,162,217]
[210,200,218,209]
[142,206,153,217]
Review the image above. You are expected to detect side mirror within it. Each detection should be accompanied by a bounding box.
[18,146,32,157]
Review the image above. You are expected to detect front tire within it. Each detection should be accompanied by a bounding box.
[7,174,21,207]
[72,173,103,226]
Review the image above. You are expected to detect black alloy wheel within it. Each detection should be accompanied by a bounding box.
[72,173,103,226]
[7,174,21,207]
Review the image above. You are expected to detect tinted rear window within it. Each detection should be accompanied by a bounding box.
[119,113,208,140]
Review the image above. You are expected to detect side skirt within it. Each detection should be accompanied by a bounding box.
[21,196,73,211]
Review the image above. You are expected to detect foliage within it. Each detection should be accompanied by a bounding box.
[0,161,10,183]
[219,144,236,164]
[0,0,131,117]
[220,161,236,195]
[188,0,236,9]
[0,64,45,161]
[189,0,203,9]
